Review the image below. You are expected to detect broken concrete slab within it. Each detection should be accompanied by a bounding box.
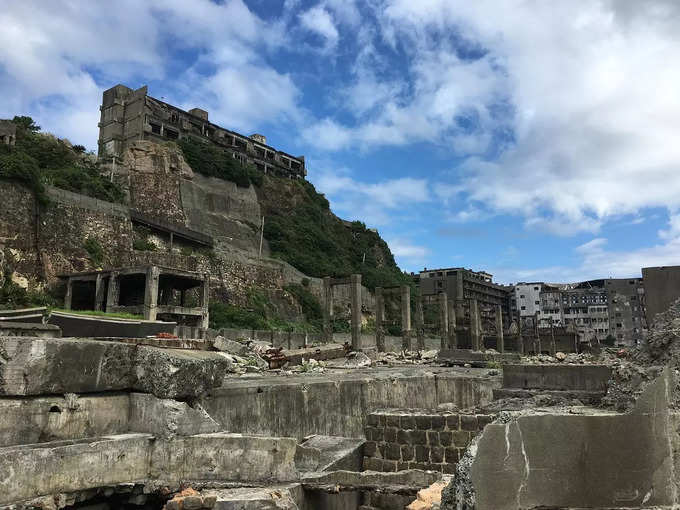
[206,485,305,510]
[295,435,365,473]
[442,367,677,509]
[213,336,251,356]
[133,346,231,399]
[128,393,221,439]
[0,321,60,337]
[0,337,231,399]
[301,469,441,490]
[282,343,347,366]
[437,349,520,367]
[501,363,612,391]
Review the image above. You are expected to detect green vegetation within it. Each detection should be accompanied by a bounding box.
[0,277,58,309]
[133,238,157,251]
[262,179,409,290]
[83,237,104,266]
[54,309,143,320]
[178,137,263,188]
[209,287,321,332]
[284,283,322,321]
[0,116,125,204]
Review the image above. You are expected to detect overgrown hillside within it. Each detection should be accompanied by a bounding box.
[0,116,124,204]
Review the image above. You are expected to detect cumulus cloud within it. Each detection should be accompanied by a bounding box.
[299,5,339,52]
[0,0,300,148]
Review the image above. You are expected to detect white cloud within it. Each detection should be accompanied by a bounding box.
[299,5,339,52]
[387,239,430,259]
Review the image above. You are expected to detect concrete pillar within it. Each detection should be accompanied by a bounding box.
[375,287,385,352]
[495,304,504,353]
[550,321,556,355]
[323,277,333,342]
[64,278,73,310]
[143,266,160,321]
[439,292,448,350]
[400,285,411,351]
[106,271,120,313]
[350,274,362,351]
[470,299,481,351]
[200,273,210,329]
[534,313,541,355]
[94,274,106,312]
[447,297,457,349]
[415,294,425,351]
[517,315,525,355]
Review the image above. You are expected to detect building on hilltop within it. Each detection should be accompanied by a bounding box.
[97,84,306,179]
[0,120,16,146]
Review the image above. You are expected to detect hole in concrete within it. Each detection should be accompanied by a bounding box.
[257,387,263,393]
[49,405,62,413]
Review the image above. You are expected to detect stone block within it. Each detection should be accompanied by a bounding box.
[397,429,411,444]
[439,431,453,447]
[446,414,460,430]
[364,441,378,457]
[398,461,410,471]
[366,414,379,427]
[386,442,401,461]
[452,430,470,447]
[460,414,478,431]
[431,415,446,430]
[443,463,456,474]
[385,427,397,443]
[202,494,217,508]
[401,415,416,429]
[427,431,440,446]
[410,430,427,445]
[182,496,202,509]
[430,446,444,463]
[445,447,459,463]
[382,459,398,472]
[372,427,384,442]
[415,445,429,462]
[129,393,220,439]
[385,415,400,428]
[401,444,414,461]
[477,414,494,429]
[416,415,432,430]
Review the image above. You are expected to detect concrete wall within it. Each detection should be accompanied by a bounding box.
[201,369,499,440]
[643,265,680,326]
[502,364,612,391]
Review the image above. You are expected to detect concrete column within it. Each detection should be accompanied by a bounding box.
[534,313,541,355]
[64,278,73,310]
[495,304,504,353]
[415,294,425,351]
[350,274,362,351]
[200,273,210,329]
[105,271,120,313]
[143,266,160,321]
[517,316,524,355]
[439,292,448,350]
[94,274,106,311]
[470,299,481,351]
[375,287,385,352]
[447,297,457,349]
[323,277,333,342]
[400,285,411,351]
[550,321,556,355]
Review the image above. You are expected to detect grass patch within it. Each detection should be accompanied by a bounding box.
[53,308,144,320]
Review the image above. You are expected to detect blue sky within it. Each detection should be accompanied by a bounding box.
[3,0,680,283]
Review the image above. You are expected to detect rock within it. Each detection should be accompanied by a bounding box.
[555,352,567,361]
[407,479,450,510]
[344,351,371,368]
[213,336,250,356]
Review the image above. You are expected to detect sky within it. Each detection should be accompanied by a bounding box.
[2,0,680,284]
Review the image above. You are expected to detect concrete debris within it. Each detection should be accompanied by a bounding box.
[213,336,251,357]
[406,478,450,510]
[343,351,371,368]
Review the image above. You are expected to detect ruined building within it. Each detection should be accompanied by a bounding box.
[0,119,16,146]
[97,84,306,178]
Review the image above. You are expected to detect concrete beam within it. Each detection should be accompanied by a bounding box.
[469,299,481,351]
[447,297,457,349]
[143,266,159,321]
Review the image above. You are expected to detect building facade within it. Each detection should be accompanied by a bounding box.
[512,282,543,318]
[98,84,306,179]
[0,120,16,146]
[642,266,680,326]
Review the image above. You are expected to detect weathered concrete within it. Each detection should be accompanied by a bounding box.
[295,435,365,474]
[501,363,611,392]
[437,349,520,367]
[208,485,305,510]
[445,368,678,509]
[202,368,499,439]
[0,337,230,398]
[0,321,60,337]
[48,311,175,338]
[129,393,220,439]
[0,393,130,447]
[351,274,362,351]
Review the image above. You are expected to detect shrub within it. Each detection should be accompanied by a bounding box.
[284,283,322,321]
[83,237,104,266]
[133,238,156,251]
[178,137,261,188]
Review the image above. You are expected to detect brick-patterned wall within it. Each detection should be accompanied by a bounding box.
[363,409,494,474]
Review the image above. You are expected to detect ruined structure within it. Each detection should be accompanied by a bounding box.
[98,84,306,178]
[0,119,16,146]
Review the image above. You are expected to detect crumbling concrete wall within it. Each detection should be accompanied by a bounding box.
[442,367,678,509]
[202,369,499,439]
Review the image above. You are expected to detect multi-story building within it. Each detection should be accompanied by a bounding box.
[415,267,511,324]
[511,282,543,318]
[603,278,647,345]
[560,285,610,343]
[98,84,306,179]
[538,285,563,327]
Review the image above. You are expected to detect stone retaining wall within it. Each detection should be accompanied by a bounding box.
[363,410,494,474]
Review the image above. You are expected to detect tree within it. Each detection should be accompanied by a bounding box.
[12,116,40,132]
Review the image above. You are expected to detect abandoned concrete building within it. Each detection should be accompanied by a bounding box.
[60,265,210,328]
[97,84,306,178]
[642,265,680,325]
[0,119,16,146]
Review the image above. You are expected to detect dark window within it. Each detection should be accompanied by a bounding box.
[521,306,526,310]
[150,122,161,134]
[534,300,539,305]
[164,128,179,140]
